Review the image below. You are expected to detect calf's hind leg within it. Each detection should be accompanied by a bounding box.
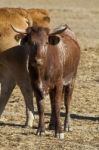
[49,88,56,130]
[64,79,75,131]
[49,82,64,139]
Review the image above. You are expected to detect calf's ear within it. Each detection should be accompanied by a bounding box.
[48,35,60,45]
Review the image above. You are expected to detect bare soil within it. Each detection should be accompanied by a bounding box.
[0,0,99,150]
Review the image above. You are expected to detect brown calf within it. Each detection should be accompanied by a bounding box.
[12,24,80,139]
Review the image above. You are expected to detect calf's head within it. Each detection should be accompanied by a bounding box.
[27,26,49,66]
[11,24,66,67]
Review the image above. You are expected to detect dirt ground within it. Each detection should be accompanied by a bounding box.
[0,0,99,150]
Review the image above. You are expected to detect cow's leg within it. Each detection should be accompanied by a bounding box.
[49,88,56,130]
[0,82,1,95]
[50,82,64,139]
[0,77,15,116]
[17,72,34,128]
[64,79,75,131]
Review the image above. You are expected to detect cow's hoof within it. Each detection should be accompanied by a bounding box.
[56,133,64,140]
[24,120,34,128]
[24,122,33,128]
[23,124,32,129]
[26,111,35,127]
[27,122,33,128]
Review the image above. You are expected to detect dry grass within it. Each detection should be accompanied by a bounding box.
[0,0,99,150]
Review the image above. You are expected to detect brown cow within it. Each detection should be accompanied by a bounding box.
[0,8,34,127]
[0,44,35,127]
[12,24,80,139]
[0,7,50,127]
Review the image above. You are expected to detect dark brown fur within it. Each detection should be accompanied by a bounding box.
[0,44,34,127]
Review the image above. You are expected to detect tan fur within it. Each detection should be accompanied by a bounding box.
[0,8,50,28]
[0,8,29,51]
[0,7,50,52]
[27,8,50,28]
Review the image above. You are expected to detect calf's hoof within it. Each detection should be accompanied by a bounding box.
[49,123,55,130]
[36,127,45,136]
[64,125,73,132]
[56,133,64,140]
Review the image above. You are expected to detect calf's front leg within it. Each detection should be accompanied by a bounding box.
[64,79,75,131]
[36,96,45,135]
[49,88,56,130]
[50,81,64,139]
